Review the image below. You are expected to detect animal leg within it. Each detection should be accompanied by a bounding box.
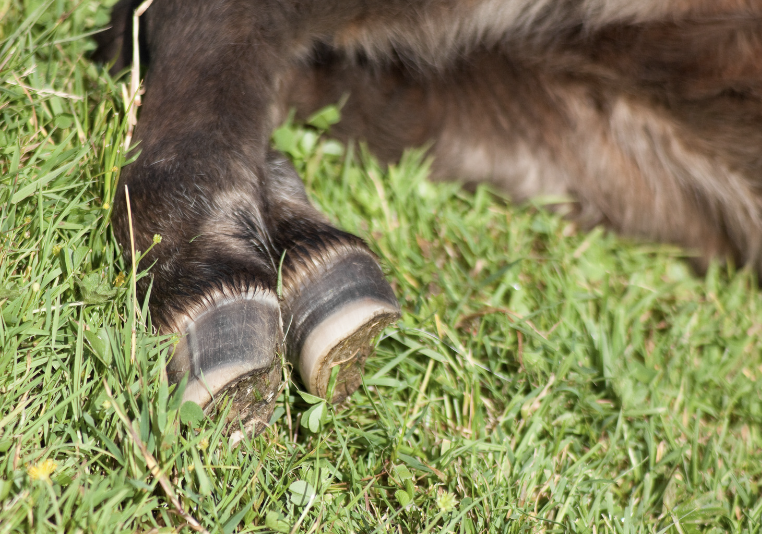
[109,0,293,434]
[284,31,762,273]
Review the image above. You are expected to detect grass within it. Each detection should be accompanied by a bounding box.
[1,1,762,532]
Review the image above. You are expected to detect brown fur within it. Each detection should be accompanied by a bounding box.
[283,16,762,270]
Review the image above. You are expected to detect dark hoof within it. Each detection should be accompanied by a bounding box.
[168,289,282,437]
[284,252,401,402]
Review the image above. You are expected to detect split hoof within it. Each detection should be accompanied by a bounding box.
[168,289,282,436]
[284,252,401,402]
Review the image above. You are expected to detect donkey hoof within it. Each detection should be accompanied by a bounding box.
[168,289,282,437]
[285,252,400,402]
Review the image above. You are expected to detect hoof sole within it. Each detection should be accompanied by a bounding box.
[301,298,399,401]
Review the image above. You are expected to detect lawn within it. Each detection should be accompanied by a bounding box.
[1,1,761,532]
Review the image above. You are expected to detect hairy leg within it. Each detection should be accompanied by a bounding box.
[283,17,762,271]
[109,0,289,430]
[103,0,416,425]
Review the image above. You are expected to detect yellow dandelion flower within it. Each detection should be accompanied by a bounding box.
[28,459,57,482]
[114,272,126,287]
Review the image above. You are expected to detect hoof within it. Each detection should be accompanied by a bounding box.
[168,289,282,436]
[284,252,400,402]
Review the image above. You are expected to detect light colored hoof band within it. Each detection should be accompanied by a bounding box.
[284,252,401,402]
[182,363,260,408]
[168,290,282,436]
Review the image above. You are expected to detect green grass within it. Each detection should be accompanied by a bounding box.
[2,1,762,532]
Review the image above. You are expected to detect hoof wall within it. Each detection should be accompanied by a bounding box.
[168,291,282,436]
[284,252,401,402]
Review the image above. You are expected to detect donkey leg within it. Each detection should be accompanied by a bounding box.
[264,153,400,401]
[284,30,762,273]
[107,1,297,434]
[113,152,284,434]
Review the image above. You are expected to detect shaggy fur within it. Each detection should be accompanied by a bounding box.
[94,0,762,331]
